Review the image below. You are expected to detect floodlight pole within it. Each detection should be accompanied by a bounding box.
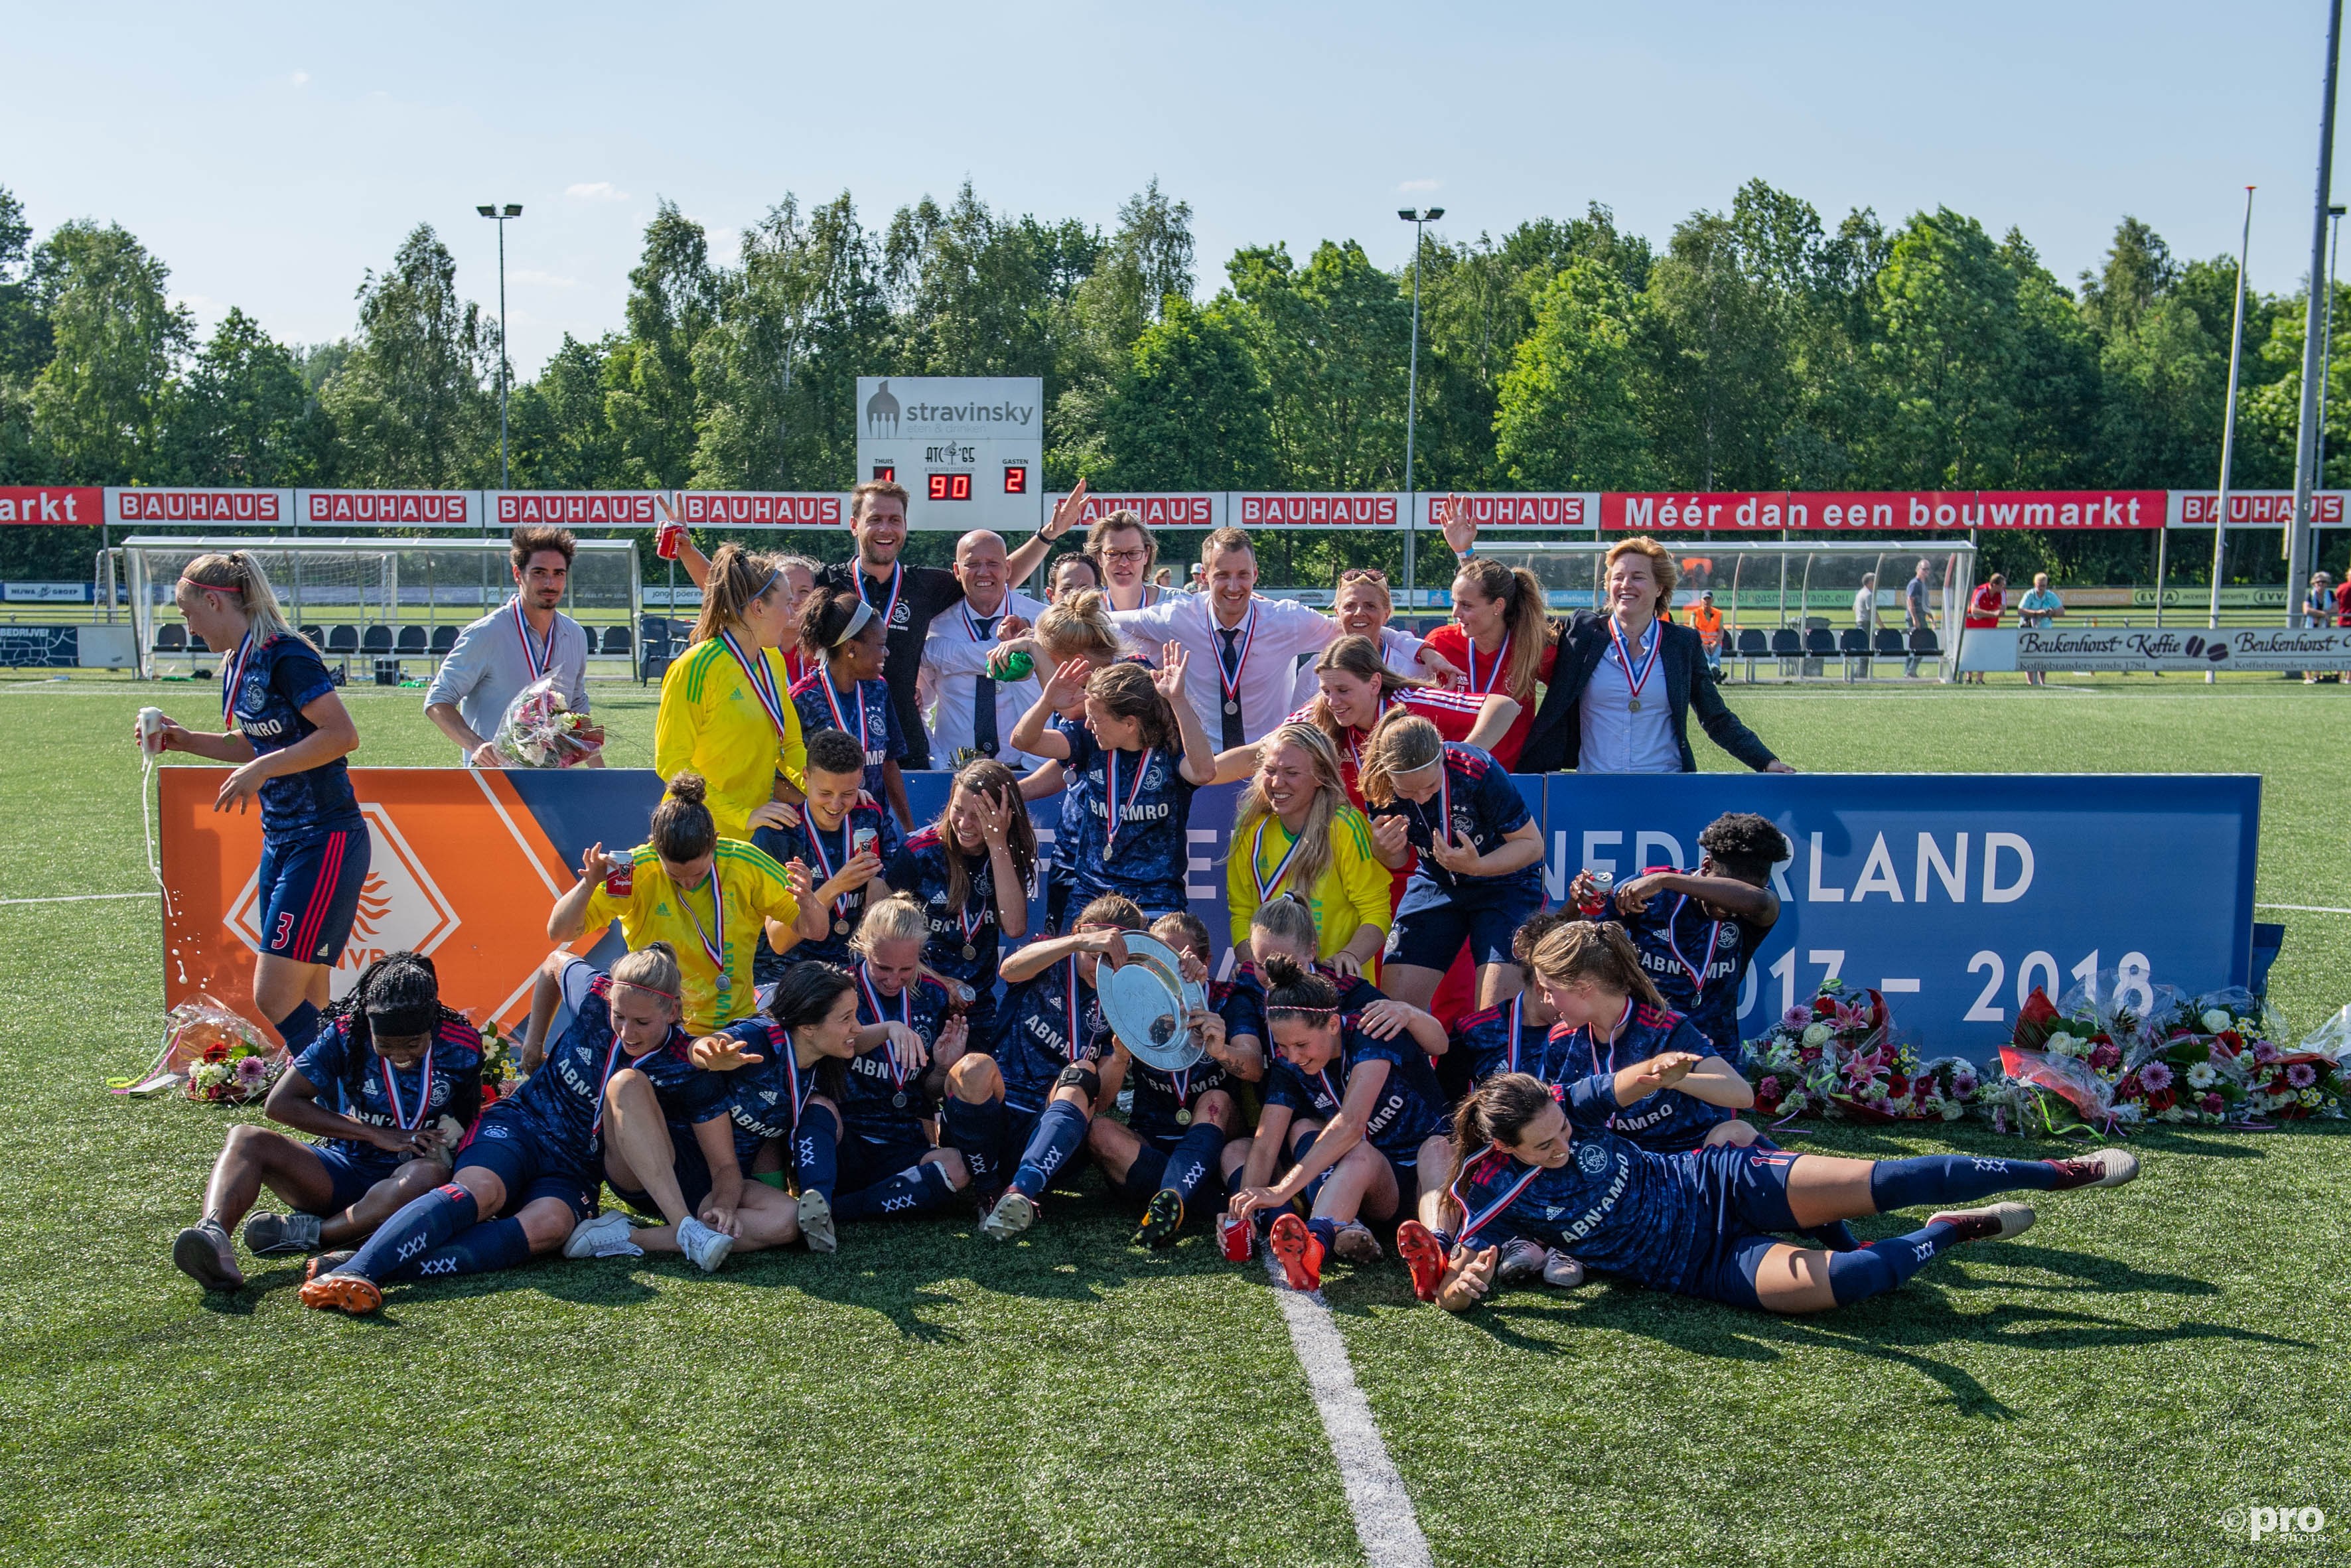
[1398,206,1443,606]
[2287,0,2344,594]
[2209,186,2257,680]
[478,202,524,490]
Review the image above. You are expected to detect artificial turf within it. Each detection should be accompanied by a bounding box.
[1,672,2346,1567]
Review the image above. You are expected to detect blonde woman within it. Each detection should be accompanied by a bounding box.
[137,551,363,1057]
[654,543,809,843]
[1226,722,1390,976]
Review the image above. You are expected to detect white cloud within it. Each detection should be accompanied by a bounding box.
[1397,178,1441,193]
[511,269,577,288]
[565,181,628,201]
[289,70,309,86]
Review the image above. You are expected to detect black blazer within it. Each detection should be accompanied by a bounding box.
[1518,610,1779,774]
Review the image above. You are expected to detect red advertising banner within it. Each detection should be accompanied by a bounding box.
[1415,492,1598,528]
[1048,492,1224,529]
[494,491,661,527]
[299,489,478,527]
[1236,493,1399,528]
[107,487,291,525]
[1603,490,2165,532]
[0,485,102,524]
[159,766,576,1035]
[2169,490,2350,527]
[672,491,845,528]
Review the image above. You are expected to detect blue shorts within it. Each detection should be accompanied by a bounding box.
[306,1141,403,1214]
[839,1129,938,1194]
[455,1105,599,1222]
[1681,1144,1806,1307]
[257,825,372,965]
[1384,879,1544,973]
[607,1123,716,1217]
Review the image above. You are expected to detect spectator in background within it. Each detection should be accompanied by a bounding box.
[1960,573,2007,685]
[1849,573,1877,677]
[1688,590,1724,676]
[2017,573,2063,687]
[1902,559,1935,678]
[1050,553,1103,602]
[2336,571,2351,628]
[425,526,595,766]
[2307,571,2336,684]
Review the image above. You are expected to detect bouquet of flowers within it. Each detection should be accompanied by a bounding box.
[1745,979,1897,1120]
[2240,999,2351,1121]
[492,676,605,768]
[476,1018,514,1110]
[109,995,286,1101]
[1910,1056,1983,1122]
[1992,986,2123,1133]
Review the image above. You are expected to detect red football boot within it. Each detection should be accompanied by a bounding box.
[1267,1212,1324,1293]
[1395,1220,1448,1303]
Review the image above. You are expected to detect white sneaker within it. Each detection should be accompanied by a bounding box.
[677,1216,735,1273]
[1495,1238,1548,1286]
[1541,1251,1587,1289]
[562,1209,642,1261]
[796,1190,837,1254]
[981,1188,1036,1241]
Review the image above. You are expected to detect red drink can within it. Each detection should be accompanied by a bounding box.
[1575,869,1614,918]
[1218,1214,1254,1263]
[656,519,685,560]
[603,862,634,897]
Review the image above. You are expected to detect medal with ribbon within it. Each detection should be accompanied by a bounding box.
[510,596,552,683]
[1102,746,1155,862]
[862,560,904,632]
[1466,629,1510,695]
[858,963,914,1107]
[774,1023,818,1127]
[719,628,790,740]
[1454,1153,1545,1247]
[1171,1058,1196,1127]
[1663,893,1725,1001]
[1251,816,1311,905]
[954,890,986,964]
[380,1034,436,1133]
[820,670,871,758]
[1583,995,1637,1085]
[1411,758,1454,860]
[587,991,648,1138]
[219,630,256,725]
[1315,1058,1347,1118]
[804,816,856,935]
[1503,993,1525,1075]
[1063,956,1087,1062]
[677,861,728,1000]
[1214,603,1256,717]
[1606,616,1661,713]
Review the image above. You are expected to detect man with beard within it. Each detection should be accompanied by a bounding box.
[425,525,600,767]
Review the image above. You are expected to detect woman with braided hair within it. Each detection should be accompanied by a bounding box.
[171,952,482,1291]
[655,541,810,843]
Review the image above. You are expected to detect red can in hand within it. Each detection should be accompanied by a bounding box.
[1575,869,1614,918]
[656,519,685,560]
[603,861,634,897]
[1218,1214,1254,1263]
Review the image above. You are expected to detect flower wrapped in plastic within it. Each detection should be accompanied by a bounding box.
[492,676,604,769]
[107,994,287,1102]
[1744,978,1903,1120]
[1994,986,2123,1134]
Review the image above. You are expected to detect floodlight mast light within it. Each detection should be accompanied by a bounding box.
[477,203,524,492]
[1397,206,1444,601]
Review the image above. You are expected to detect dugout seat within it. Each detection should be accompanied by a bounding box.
[1908,628,1940,657]
[152,623,186,653]
[1873,628,1907,658]
[602,624,633,656]
[1837,627,1871,680]
[361,625,394,654]
[326,625,360,654]
[187,634,210,654]
[431,624,459,656]
[300,625,324,646]
[396,625,428,655]
[1734,626,1767,681]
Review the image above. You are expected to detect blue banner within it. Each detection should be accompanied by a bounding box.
[505,769,2259,1064]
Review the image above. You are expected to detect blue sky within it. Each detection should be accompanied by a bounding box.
[6,2,2345,374]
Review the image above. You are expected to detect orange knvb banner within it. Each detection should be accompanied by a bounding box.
[159,767,624,1038]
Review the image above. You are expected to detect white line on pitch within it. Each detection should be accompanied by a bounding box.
[1260,1251,1433,1568]
[0,891,155,906]
[2257,902,2351,915]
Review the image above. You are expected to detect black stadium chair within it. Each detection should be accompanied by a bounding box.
[396,625,428,655]
[153,622,186,653]
[361,625,394,654]
[602,624,633,656]
[326,625,360,654]
[187,634,210,654]
[1735,626,1768,681]
[639,615,676,685]
[1802,626,1836,659]
[1837,626,1871,680]
[300,625,324,646]
[431,624,459,655]
[1909,628,1940,657]
[1873,627,1906,658]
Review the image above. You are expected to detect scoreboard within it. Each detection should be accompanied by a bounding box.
[855,376,1044,532]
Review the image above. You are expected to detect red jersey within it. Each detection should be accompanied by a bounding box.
[1417,622,1553,770]
[1964,584,2005,630]
[1293,684,1492,804]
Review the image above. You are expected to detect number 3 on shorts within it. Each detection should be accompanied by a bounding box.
[272,911,295,950]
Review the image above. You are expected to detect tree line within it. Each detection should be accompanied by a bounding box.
[0,175,2340,585]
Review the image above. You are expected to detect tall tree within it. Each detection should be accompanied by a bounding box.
[606,200,719,489]
[506,332,627,489]
[169,307,325,485]
[1495,257,1657,488]
[1224,240,1410,488]
[319,224,492,486]
[27,219,190,484]
[1643,210,1786,488]
[1096,295,1274,488]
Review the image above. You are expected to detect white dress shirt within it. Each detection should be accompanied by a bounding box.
[1110,593,1339,746]
[423,599,592,758]
[1577,619,1681,774]
[1289,623,1429,709]
[922,589,1049,768]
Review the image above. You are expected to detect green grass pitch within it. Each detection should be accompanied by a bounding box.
[1,673,2346,1567]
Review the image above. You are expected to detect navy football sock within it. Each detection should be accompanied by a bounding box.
[1165,1121,1227,1208]
[941,1097,1008,1192]
[794,1115,839,1206]
[1011,1101,1088,1200]
[1287,1127,1334,1210]
[1307,1216,1340,1249]
[1119,1145,1171,1208]
[1827,1221,1961,1305]
[275,1000,322,1054]
[1801,1220,1862,1251]
[403,1217,533,1281]
[342,1182,478,1283]
[1868,1154,2058,1214]
[837,1163,956,1221]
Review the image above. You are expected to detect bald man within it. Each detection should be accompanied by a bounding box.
[922,530,1050,768]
